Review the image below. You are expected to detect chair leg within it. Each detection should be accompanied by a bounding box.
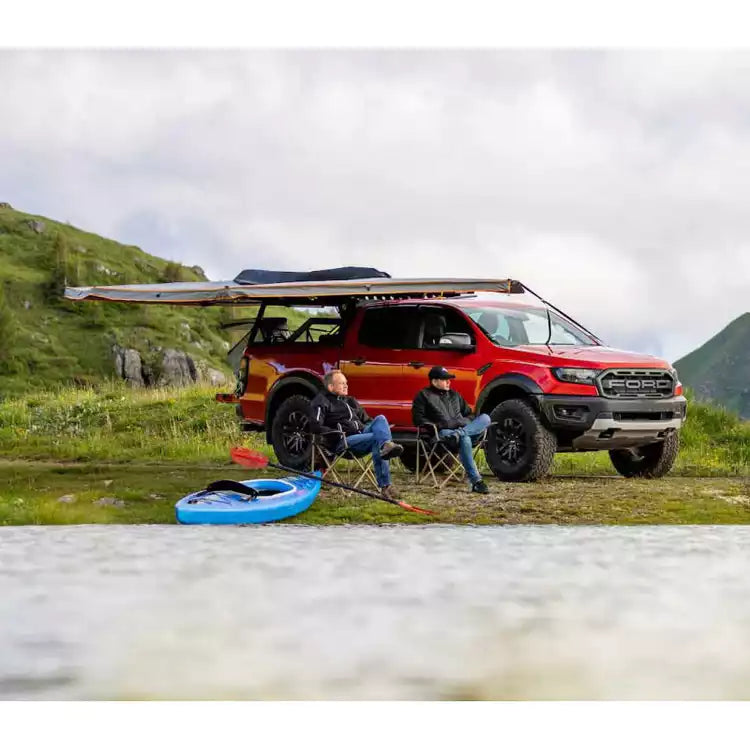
[419,442,443,489]
[416,440,438,487]
[319,451,345,487]
[350,454,378,490]
[437,457,462,488]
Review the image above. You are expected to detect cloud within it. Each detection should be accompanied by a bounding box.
[0,49,747,362]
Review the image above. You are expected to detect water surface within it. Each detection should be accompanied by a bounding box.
[2,524,750,699]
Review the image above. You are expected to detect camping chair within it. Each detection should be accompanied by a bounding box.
[310,427,379,491]
[415,422,490,488]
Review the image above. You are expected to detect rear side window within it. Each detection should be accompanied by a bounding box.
[358,307,419,348]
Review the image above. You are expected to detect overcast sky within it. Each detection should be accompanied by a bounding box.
[1,49,748,363]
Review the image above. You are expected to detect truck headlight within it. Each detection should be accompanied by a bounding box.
[552,367,601,385]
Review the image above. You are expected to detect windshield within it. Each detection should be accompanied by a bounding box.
[466,306,598,347]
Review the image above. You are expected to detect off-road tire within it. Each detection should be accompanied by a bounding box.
[270,393,314,471]
[486,398,557,482]
[609,431,680,478]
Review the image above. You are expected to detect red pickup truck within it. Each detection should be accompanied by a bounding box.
[224,282,686,482]
[65,269,687,482]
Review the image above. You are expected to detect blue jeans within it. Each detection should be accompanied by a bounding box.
[438,413,491,485]
[341,415,393,488]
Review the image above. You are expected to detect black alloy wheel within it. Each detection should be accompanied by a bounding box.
[494,416,528,466]
[282,410,310,457]
[485,398,557,482]
[270,394,314,470]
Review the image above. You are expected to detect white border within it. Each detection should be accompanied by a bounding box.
[1,701,746,750]
[0,1,747,47]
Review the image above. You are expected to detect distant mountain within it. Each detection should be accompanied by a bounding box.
[674,313,750,419]
[0,203,238,395]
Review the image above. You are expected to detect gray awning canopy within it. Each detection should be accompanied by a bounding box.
[64,277,525,306]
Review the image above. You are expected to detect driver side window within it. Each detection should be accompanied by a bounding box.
[417,307,473,350]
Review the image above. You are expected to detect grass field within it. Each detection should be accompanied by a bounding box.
[0,383,748,525]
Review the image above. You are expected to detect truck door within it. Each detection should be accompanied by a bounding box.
[339,305,419,427]
[403,305,483,411]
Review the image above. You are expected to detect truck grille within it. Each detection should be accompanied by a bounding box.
[598,369,674,399]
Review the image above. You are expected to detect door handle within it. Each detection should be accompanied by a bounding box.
[351,358,366,366]
[408,361,425,368]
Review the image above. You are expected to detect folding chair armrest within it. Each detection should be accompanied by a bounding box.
[313,427,347,450]
[417,423,440,440]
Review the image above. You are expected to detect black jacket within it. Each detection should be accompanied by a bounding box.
[310,390,372,436]
[412,386,473,430]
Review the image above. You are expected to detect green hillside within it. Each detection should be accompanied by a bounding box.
[0,204,240,395]
[674,313,750,420]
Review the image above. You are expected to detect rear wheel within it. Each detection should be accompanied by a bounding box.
[485,398,557,482]
[609,432,680,478]
[270,394,314,470]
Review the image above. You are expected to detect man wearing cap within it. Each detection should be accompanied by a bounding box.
[411,366,492,494]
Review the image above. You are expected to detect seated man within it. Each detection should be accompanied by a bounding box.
[412,365,491,494]
[311,370,404,500]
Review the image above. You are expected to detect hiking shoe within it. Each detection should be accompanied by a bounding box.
[381,485,401,501]
[380,441,404,460]
[471,480,489,494]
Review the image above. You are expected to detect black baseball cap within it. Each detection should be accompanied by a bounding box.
[428,366,455,380]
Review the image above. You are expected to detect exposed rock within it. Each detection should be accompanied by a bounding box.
[27,220,45,233]
[112,344,229,389]
[57,494,76,504]
[0,202,11,209]
[103,479,113,487]
[24,300,31,310]
[194,360,228,387]
[113,344,145,387]
[93,497,125,507]
[123,349,145,386]
[157,348,197,387]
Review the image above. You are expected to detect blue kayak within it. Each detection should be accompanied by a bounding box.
[175,472,321,525]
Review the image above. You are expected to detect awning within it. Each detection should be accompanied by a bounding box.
[64,277,525,306]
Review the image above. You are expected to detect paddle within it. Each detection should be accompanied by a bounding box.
[230,446,436,516]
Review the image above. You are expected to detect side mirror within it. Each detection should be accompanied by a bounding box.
[438,332,474,351]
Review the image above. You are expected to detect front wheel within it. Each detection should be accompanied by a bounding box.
[270,394,313,470]
[609,431,680,478]
[485,399,557,482]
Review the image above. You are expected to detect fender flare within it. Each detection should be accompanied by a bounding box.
[476,373,543,413]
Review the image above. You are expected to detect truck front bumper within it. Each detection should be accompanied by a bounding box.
[537,394,687,451]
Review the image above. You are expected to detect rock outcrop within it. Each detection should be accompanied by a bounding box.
[113,345,146,387]
[113,343,229,388]
[157,348,197,387]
